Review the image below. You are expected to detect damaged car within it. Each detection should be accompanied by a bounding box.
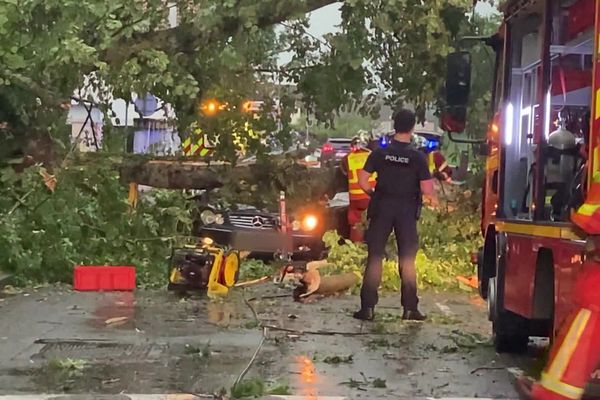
[191,191,350,261]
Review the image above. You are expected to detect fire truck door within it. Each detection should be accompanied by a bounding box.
[577,3,600,233]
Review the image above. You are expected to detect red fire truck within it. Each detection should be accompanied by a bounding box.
[443,0,600,358]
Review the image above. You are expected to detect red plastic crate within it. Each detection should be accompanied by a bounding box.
[73,266,136,291]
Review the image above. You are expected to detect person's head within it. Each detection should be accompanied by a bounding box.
[393,109,416,137]
[350,136,361,151]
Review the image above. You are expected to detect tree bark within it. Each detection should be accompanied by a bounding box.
[119,159,224,190]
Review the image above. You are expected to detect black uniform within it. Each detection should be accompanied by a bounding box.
[361,140,431,310]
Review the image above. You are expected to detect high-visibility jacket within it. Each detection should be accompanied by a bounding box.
[347,149,376,202]
[571,184,600,234]
[531,265,600,400]
[571,138,600,234]
[428,151,452,178]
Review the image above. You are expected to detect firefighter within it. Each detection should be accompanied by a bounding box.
[340,137,376,242]
[353,109,438,322]
[515,246,600,400]
[418,136,453,182]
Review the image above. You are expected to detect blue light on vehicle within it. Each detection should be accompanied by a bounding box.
[425,138,439,151]
[379,136,389,148]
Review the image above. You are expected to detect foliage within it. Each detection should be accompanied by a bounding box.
[238,259,277,282]
[0,159,192,287]
[321,233,399,293]
[0,0,488,162]
[322,189,482,292]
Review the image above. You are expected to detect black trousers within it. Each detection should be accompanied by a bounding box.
[361,198,420,310]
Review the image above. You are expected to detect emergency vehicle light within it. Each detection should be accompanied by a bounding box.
[426,139,439,150]
[504,102,514,146]
[544,91,551,139]
[379,136,389,148]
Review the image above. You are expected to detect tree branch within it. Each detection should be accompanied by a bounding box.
[104,0,337,66]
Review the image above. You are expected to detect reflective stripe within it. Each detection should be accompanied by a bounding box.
[593,146,600,183]
[347,152,370,184]
[578,203,600,216]
[539,372,586,400]
[595,89,600,120]
[547,309,592,378]
[429,152,435,174]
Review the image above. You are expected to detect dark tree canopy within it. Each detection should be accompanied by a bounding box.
[0,0,496,160]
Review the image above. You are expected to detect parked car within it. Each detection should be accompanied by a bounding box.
[191,189,351,261]
[319,138,353,167]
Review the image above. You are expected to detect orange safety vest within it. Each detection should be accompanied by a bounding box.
[347,149,376,201]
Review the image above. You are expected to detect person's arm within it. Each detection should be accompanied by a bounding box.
[358,152,377,195]
[417,153,439,207]
[434,152,452,182]
[359,169,374,195]
[340,155,349,176]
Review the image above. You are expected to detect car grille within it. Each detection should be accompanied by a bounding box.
[229,214,277,230]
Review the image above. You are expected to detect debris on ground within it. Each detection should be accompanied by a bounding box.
[231,378,291,399]
[341,373,388,391]
[322,354,354,365]
[291,259,360,302]
[104,316,129,326]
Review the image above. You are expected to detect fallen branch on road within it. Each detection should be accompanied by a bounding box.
[261,324,377,337]
[470,366,506,374]
[233,295,268,392]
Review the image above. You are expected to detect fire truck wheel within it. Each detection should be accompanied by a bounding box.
[477,248,487,299]
[492,327,529,354]
[488,277,529,353]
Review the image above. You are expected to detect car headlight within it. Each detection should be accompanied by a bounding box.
[292,220,301,231]
[215,214,225,225]
[301,214,319,231]
[200,210,217,225]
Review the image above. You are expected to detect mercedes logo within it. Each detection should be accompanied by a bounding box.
[251,216,265,228]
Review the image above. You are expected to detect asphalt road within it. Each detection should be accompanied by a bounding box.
[0,284,540,399]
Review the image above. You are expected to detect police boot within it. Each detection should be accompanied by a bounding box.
[402,309,427,321]
[353,308,375,321]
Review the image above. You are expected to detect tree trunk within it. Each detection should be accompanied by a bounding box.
[119,159,224,190]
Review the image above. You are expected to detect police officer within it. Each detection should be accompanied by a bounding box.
[353,109,438,321]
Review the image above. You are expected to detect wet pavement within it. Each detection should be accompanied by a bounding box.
[0,284,538,399]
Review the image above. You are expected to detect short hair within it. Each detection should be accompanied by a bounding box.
[394,109,416,134]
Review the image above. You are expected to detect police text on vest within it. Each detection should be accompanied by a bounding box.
[385,155,410,164]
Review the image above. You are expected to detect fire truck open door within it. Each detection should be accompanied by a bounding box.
[572,1,600,235]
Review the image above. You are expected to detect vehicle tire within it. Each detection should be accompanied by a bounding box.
[488,276,529,354]
[476,248,488,299]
